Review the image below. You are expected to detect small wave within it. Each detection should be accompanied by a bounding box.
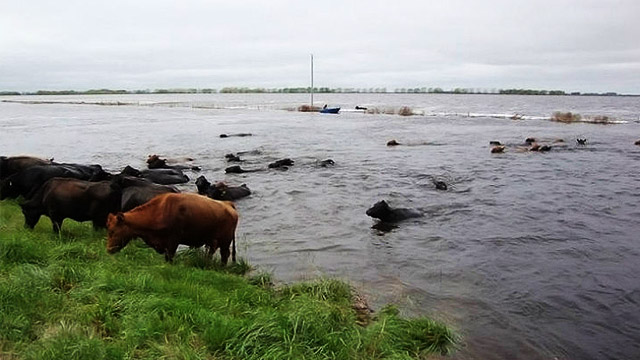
[423,111,536,120]
[1,99,136,106]
[575,118,628,124]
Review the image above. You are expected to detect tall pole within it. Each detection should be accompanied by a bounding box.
[310,54,314,108]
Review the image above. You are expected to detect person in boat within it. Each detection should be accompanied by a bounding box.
[323,104,327,109]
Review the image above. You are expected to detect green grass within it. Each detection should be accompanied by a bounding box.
[0,200,457,359]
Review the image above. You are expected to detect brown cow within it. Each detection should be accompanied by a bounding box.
[106,193,238,264]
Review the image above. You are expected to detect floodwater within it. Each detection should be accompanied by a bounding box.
[1,93,640,359]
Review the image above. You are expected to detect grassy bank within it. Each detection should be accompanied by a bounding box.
[0,200,456,359]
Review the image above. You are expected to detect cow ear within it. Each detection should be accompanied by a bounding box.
[116,212,125,223]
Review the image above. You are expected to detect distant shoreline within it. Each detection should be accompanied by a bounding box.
[0,88,637,97]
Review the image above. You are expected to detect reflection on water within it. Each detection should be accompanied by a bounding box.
[2,93,640,360]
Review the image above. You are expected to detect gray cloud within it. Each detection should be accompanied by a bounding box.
[1,0,638,93]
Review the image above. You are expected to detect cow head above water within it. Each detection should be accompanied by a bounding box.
[195,175,211,194]
[147,154,161,164]
[147,154,168,169]
[366,200,391,220]
[106,212,134,254]
[211,182,230,199]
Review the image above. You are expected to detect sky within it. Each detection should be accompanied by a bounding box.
[1,0,639,94]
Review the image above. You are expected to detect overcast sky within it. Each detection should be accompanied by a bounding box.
[1,0,639,93]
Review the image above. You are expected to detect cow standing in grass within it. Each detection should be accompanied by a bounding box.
[20,177,122,233]
[106,193,238,264]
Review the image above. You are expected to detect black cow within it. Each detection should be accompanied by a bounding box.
[225,153,243,162]
[195,175,251,201]
[59,163,111,181]
[0,155,52,180]
[366,200,422,223]
[434,180,448,191]
[146,155,200,171]
[1,163,111,200]
[219,133,252,138]
[268,158,294,169]
[120,166,189,185]
[20,177,122,232]
[112,175,180,211]
[318,159,335,167]
[225,165,261,174]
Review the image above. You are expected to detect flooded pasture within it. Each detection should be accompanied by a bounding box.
[1,93,640,359]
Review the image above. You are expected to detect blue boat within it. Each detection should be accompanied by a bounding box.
[319,107,340,114]
[309,55,340,114]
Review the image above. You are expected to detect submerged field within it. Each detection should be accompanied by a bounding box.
[0,200,456,359]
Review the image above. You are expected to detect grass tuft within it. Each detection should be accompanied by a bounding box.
[174,247,252,275]
[0,237,48,265]
[280,278,353,304]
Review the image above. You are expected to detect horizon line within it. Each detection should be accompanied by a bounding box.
[0,87,636,97]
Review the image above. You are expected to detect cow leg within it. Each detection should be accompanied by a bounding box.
[206,237,220,259]
[92,218,106,230]
[232,236,236,263]
[51,218,63,233]
[164,243,179,263]
[205,245,216,259]
[220,246,230,266]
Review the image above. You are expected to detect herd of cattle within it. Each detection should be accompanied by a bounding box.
[0,154,249,264]
[1,149,448,263]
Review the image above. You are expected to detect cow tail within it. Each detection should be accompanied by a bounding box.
[232,235,236,263]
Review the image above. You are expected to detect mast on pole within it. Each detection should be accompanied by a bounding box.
[310,54,314,108]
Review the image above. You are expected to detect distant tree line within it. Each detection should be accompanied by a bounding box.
[499,89,565,95]
[0,88,626,96]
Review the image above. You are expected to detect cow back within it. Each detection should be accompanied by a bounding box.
[24,178,121,226]
[121,184,179,212]
[121,193,238,247]
[0,156,52,180]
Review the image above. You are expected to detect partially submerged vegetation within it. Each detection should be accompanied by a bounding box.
[295,105,423,116]
[364,106,422,116]
[551,111,619,124]
[297,104,321,112]
[0,200,457,359]
[551,111,582,123]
